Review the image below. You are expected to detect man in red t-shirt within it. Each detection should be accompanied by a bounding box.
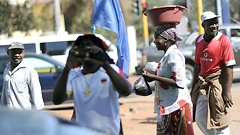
[191,11,236,135]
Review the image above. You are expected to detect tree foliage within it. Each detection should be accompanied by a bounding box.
[1,0,240,43]
[61,0,127,42]
[62,0,94,34]
[230,0,240,23]
[0,0,38,37]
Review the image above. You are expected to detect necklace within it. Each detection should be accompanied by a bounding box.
[84,73,93,96]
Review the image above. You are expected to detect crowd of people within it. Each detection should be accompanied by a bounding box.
[0,7,236,135]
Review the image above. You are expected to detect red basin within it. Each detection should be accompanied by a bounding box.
[144,5,187,27]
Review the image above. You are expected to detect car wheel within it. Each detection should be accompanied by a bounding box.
[185,64,194,89]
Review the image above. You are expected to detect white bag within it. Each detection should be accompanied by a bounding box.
[143,62,158,74]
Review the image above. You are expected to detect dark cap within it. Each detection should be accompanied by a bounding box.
[73,34,109,51]
[8,42,25,50]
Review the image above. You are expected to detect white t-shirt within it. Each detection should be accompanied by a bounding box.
[67,64,121,134]
[155,45,192,115]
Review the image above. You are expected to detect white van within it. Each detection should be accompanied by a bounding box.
[0,34,118,63]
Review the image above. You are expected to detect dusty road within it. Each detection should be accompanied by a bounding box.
[48,75,240,135]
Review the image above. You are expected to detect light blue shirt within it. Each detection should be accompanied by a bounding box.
[1,60,44,110]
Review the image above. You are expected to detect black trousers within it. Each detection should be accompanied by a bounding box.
[119,118,124,135]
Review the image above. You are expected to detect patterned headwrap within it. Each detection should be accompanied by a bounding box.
[155,23,183,44]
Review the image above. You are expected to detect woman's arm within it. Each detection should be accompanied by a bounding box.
[142,71,182,88]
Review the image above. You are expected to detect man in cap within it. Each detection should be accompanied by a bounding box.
[1,42,44,110]
[52,34,132,135]
[191,11,236,134]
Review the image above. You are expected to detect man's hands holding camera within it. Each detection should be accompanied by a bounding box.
[66,46,108,70]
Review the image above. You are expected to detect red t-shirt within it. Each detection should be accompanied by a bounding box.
[194,32,236,77]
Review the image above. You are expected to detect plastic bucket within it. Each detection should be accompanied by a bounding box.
[144,5,187,27]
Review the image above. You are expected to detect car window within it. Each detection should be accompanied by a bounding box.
[219,29,227,35]
[40,41,74,55]
[230,29,240,44]
[0,46,8,55]
[230,29,240,37]
[0,57,9,74]
[144,46,159,53]
[24,57,57,73]
[23,43,37,53]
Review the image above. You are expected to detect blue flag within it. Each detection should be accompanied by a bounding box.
[221,0,230,24]
[92,0,130,78]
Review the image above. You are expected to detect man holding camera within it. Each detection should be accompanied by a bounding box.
[52,34,132,135]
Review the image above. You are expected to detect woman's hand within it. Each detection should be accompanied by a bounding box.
[142,71,155,82]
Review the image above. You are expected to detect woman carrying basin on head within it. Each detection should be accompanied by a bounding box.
[143,5,194,135]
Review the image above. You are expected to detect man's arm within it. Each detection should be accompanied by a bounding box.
[52,67,70,105]
[102,62,132,97]
[29,69,44,110]
[52,51,79,105]
[220,66,233,108]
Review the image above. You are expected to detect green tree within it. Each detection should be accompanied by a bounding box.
[0,0,12,35]
[0,0,38,37]
[61,0,130,43]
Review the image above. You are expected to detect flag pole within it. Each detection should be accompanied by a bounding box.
[91,25,96,34]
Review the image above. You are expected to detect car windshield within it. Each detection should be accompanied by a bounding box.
[24,55,65,73]
[25,57,55,70]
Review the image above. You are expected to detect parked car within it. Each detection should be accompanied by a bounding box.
[136,23,240,88]
[0,53,72,105]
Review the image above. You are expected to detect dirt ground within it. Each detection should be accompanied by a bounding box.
[119,94,203,135]
[49,75,240,135]
[120,75,240,135]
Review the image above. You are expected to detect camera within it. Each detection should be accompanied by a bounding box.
[70,48,93,58]
[70,47,110,62]
[76,48,92,58]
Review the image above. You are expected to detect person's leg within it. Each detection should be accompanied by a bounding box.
[183,104,194,135]
[156,111,163,135]
[216,126,230,135]
[119,118,124,135]
[156,106,192,135]
[195,95,216,135]
[71,108,77,123]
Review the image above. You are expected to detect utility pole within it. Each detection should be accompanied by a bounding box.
[216,0,223,25]
[196,0,204,34]
[141,0,149,46]
[53,0,62,35]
